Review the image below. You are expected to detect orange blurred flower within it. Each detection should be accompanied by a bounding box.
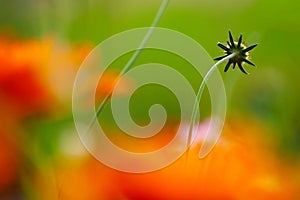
[43,118,299,200]
[109,117,299,199]
[52,159,123,200]
[0,37,132,119]
[0,37,89,118]
[0,38,52,118]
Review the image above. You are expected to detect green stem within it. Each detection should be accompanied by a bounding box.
[186,53,237,149]
[86,0,169,133]
[96,0,169,117]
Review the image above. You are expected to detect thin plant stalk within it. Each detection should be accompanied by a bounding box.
[186,53,237,150]
[86,0,169,133]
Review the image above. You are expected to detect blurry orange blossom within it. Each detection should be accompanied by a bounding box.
[47,116,300,200]
[0,37,84,118]
[0,38,53,118]
[108,117,299,200]
[0,37,132,119]
[53,159,124,200]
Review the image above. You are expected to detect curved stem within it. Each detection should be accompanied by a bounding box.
[186,53,237,150]
[85,0,169,134]
[120,0,169,75]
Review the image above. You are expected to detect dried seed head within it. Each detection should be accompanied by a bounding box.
[214,30,258,74]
